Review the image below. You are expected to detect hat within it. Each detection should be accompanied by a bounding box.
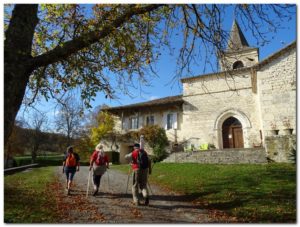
[133,143,140,148]
[95,143,103,151]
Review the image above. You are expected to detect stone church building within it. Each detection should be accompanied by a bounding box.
[105,21,296,164]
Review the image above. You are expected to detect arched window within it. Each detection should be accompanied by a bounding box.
[232,61,244,69]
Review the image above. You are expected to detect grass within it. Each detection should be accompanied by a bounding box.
[4,166,58,223]
[111,163,296,223]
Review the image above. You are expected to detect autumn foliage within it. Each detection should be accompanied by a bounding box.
[90,111,115,146]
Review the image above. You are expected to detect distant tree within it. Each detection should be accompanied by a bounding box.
[22,111,48,163]
[42,131,68,154]
[73,127,94,162]
[4,4,295,146]
[55,95,84,146]
[5,121,27,166]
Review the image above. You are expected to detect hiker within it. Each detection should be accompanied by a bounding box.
[89,143,109,196]
[62,146,80,195]
[125,142,152,206]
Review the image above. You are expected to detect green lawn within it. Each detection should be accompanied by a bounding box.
[4,167,58,223]
[111,163,296,223]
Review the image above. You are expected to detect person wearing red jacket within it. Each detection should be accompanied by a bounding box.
[125,143,151,206]
[89,144,109,196]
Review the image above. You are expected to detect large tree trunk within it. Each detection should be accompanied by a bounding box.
[4,5,39,145]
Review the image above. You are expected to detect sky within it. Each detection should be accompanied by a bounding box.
[10,3,297,130]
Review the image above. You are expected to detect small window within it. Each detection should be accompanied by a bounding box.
[232,61,244,69]
[167,113,173,130]
[129,116,138,129]
[146,115,155,126]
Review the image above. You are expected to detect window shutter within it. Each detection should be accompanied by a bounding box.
[163,113,168,130]
[173,112,178,129]
[123,117,129,130]
[138,115,143,129]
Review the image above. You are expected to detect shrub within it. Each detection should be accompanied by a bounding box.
[138,125,169,162]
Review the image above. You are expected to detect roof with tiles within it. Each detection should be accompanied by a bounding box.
[103,95,183,112]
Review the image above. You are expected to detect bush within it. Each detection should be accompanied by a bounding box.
[139,125,169,162]
[15,157,32,166]
[14,155,67,167]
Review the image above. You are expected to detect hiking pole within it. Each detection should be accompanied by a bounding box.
[147,158,155,196]
[125,164,131,194]
[86,170,91,198]
[107,169,110,192]
[147,182,154,195]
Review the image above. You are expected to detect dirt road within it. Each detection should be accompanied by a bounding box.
[54,166,216,223]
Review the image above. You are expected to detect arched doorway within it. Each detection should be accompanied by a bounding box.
[222,117,244,148]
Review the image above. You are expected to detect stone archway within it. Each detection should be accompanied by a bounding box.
[222,117,244,148]
[214,109,251,149]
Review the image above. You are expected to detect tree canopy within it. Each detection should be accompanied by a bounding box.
[4,4,295,145]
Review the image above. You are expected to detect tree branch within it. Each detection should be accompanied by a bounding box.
[31,4,164,68]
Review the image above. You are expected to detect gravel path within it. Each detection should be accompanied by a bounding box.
[54,166,215,223]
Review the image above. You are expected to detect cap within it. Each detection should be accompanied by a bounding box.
[133,143,140,148]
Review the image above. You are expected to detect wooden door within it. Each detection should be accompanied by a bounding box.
[232,126,244,148]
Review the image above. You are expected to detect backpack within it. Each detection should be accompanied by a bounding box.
[66,153,77,167]
[137,149,149,169]
[96,152,106,166]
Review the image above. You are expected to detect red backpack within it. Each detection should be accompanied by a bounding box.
[95,152,106,166]
[66,153,77,167]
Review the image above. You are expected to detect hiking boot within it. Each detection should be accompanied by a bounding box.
[93,189,98,196]
[67,188,71,195]
[145,198,149,206]
[133,201,140,206]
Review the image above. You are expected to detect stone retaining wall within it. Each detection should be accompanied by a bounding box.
[163,148,267,164]
[265,135,296,163]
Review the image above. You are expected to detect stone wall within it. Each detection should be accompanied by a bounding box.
[264,135,296,163]
[220,48,259,71]
[181,70,261,149]
[257,48,296,137]
[183,70,253,96]
[163,148,267,164]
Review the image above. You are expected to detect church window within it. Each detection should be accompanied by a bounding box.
[233,60,244,69]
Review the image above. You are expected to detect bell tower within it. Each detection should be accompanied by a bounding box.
[219,20,259,71]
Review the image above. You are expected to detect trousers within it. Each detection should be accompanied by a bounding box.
[132,168,149,203]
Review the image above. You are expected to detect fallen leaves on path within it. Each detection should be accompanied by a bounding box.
[131,207,143,218]
[49,177,106,223]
